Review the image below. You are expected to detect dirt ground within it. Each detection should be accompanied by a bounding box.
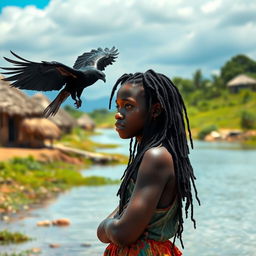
[0,147,83,164]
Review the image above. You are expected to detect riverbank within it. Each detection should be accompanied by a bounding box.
[194,128,256,148]
[0,128,128,221]
[0,147,84,164]
[0,156,120,221]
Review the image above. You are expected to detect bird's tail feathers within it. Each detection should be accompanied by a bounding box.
[43,90,70,118]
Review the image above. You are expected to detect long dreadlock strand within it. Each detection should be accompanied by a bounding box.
[162,74,194,149]
[127,137,134,167]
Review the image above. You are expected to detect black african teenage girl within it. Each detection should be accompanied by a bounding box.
[97,70,200,256]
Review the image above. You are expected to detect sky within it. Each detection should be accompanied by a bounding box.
[0,0,255,105]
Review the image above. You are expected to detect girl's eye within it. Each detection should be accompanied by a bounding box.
[125,104,134,110]
[115,104,134,111]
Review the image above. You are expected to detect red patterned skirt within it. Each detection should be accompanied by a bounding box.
[103,239,182,256]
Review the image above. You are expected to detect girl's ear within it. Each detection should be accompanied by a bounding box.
[151,102,162,119]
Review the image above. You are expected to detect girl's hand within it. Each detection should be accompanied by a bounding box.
[97,218,113,243]
[97,206,119,243]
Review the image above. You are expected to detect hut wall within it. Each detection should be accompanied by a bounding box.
[229,84,256,93]
[8,115,21,146]
[0,113,8,146]
[0,113,22,146]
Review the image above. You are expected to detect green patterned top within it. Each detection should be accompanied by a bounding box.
[124,178,179,241]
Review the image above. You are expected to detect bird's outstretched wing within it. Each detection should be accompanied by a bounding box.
[0,51,79,91]
[73,46,119,71]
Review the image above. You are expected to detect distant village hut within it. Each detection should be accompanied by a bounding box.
[31,93,77,134]
[18,118,61,148]
[77,114,95,131]
[0,76,44,146]
[227,74,256,93]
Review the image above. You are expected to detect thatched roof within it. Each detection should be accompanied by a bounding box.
[77,113,95,130]
[31,93,77,130]
[20,118,61,139]
[227,74,256,87]
[0,75,43,116]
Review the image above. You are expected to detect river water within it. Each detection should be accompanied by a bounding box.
[1,128,256,256]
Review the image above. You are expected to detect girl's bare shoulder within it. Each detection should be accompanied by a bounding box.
[143,145,173,165]
[140,145,175,178]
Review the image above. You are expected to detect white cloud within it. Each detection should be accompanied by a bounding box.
[201,0,221,14]
[178,7,194,17]
[0,0,255,100]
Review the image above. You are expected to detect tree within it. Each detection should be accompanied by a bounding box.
[172,77,195,95]
[211,74,225,90]
[193,69,203,89]
[220,55,256,83]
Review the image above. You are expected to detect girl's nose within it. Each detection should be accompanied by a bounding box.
[115,112,124,120]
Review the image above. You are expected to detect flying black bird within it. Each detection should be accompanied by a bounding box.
[0,47,119,117]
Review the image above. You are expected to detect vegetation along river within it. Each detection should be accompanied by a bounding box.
[1,128,255,256]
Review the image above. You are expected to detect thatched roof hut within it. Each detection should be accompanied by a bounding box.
[18,118,61,148]
[0,76,44,146]
[77,114,95,131]
[0,75,43,116]
[227,74,256,93]
[31,93,77,134]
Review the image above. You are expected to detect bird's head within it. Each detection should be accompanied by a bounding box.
[96,70,106,83]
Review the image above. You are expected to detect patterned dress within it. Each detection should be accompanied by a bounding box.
[103,179,182,256]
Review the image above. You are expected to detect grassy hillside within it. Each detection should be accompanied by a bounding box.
[88,109,115,128]
[189,90,256,131]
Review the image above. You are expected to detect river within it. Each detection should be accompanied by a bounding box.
[0,128,255,256]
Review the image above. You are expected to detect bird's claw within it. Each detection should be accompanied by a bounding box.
[75,99,82,108]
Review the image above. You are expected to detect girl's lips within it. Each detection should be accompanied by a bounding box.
[115,123,125,130]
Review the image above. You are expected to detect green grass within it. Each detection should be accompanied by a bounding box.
[60,127,118,151]
[59,127,128,164]
[0,156,119,213]
[188,90,256,131]
[0,230,31,244]
[88,109,116,128]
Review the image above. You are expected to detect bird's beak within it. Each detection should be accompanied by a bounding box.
[101,77,106,83]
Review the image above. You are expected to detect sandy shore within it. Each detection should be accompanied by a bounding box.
[0,147,82,164]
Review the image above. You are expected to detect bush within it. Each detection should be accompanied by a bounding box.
[10,156,43,170]
[240,110,255,129]
[241,90,252,104]
[0,230,31,244]
[188,91,204,106]
[198,125,218,140]
[197,101,210,111]
[211,104,219,110]
[227,101,235,107]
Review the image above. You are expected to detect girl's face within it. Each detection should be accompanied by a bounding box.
[115,83,147,141]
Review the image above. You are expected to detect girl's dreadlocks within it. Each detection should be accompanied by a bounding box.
[109,69,200,248]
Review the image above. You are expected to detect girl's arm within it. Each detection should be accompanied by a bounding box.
[97,206,119,243]
[100,146,175,246]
